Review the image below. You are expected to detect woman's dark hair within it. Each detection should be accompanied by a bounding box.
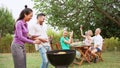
[17,5,33,21]
[14,5,33,30]
[37,13,46,19]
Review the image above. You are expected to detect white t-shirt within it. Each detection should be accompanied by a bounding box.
[28,23,50,50]
[84,36,92,45]
[92,34,103,50]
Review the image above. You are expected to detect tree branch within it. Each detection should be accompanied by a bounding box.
[93,0,120,26]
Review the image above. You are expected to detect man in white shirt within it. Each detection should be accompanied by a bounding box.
[29,13,51,68]
[92,28,103,63]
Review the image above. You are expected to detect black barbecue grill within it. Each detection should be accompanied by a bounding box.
[47,50,76,68]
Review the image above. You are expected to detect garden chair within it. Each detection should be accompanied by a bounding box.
[96,43,104,62]
[96,51,104,62]
[50,42,61,50]
[55,42,61,50]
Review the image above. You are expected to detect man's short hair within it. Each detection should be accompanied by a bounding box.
[37,13,46,19]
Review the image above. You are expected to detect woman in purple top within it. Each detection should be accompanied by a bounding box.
[11,5,41,68]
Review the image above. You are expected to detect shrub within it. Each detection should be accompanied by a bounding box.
[47,29,63,50]
[104,37,120,51]
[0,34,13,53]
[0,29,64,53]
[0,34,36,53]
[25,44,36,53]
[47,29,63,44]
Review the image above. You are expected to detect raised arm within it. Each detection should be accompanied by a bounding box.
[64,37,72,44]
[64,31,73,44]
[80,27,86,38]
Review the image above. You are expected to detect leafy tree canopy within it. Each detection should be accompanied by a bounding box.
[0,7,15,37]
[33,0,120,38]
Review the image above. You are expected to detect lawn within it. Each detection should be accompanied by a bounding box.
[0,51,120,68]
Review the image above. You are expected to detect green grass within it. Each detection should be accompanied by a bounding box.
[0,51,120,68]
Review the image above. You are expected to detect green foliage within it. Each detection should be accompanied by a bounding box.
[0,7,15,37]
[33,0,120,38]
[104,37,120,51]
[25,44,36,53]
[0,34,35,53]
[100,18,120,38]
[0,29,64,53]
[47,28,63,44]
[0,34,13,53]
[93,0,120,38]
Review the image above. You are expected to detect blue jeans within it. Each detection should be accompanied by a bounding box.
[39,46,51,68]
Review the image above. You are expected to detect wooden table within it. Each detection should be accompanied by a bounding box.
[71,45,91,66]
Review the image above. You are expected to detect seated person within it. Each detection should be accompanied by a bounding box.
[91,28,103,63]
[60,30,81,59]
[80,25,93,45]
[80,25,93,58]
[60,30,73,50]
